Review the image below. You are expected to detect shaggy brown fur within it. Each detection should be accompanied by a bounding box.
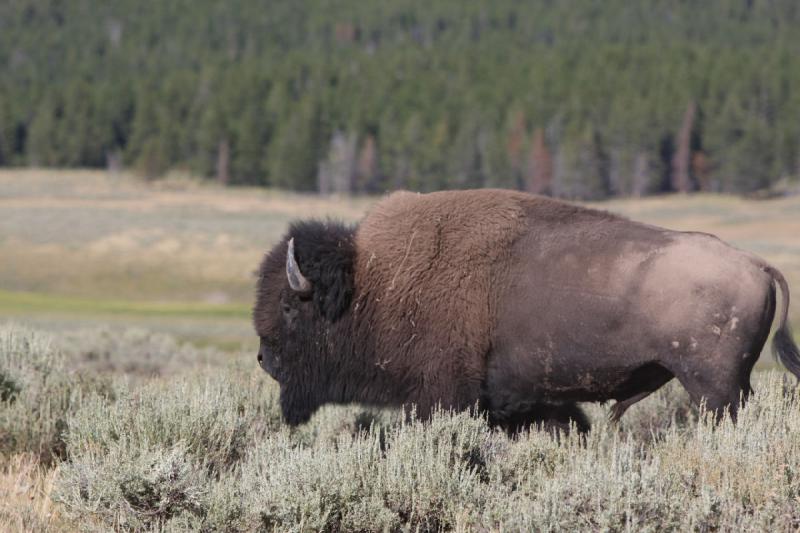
[254,189,800,431]
[351,190,530,416]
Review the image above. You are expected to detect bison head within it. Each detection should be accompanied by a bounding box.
[253,220,356,425]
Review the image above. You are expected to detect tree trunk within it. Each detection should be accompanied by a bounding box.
[692,150,711,191]
[671,101,696,193]
[632,151,649,197]
[355,135,378,193]
[216,139,230,185]
[525,127,552,195]
[506,110,526,188]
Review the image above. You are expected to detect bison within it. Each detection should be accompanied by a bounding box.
[253,189,800,433]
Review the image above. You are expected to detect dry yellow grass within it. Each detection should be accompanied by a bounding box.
[0,169,370,303]
[0,169,797,341]
[0,454,71,532]
[0,172,797,531]
[0,168,371,216]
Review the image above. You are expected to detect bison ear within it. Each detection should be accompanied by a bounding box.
[289,222,355,322]
[314,262,354,322]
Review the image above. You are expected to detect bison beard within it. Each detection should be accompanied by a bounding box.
[253,189,800,433]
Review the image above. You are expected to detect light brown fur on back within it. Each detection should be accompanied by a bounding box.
[352,190,535,412]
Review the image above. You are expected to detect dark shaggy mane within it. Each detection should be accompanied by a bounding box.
[288,219,357,322]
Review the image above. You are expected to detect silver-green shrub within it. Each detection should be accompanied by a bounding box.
[472,374,800,531]
[116,373,800,531]
[54,362,282,529]
[57,327,222,379]
[37,320,800,533]
[0,325,112,463]
[63,366,281,474]
[224,410,492,532]
[55,440,209,531]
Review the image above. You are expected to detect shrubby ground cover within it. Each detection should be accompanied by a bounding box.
[2,324,800,531]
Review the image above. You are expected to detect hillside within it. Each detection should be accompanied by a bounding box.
[2,1,800,196]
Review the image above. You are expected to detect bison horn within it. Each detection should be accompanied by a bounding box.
[286,238,312,293]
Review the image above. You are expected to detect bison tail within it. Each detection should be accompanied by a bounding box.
[766,265,800,380]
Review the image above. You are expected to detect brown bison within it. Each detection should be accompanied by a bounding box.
[253,189,800,432]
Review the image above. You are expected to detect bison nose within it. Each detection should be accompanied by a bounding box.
[257,351,263,364]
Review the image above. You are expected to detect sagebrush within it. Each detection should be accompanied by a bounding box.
[0,326,112,464]
[2,326,800,531]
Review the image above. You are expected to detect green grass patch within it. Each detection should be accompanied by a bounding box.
[0,290,249,320]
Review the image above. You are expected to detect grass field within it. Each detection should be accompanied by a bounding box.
[1,169,797,343]
[1,169,799,531]
[0,170,371,347]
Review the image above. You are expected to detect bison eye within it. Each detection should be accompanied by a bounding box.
[281,302,292,314]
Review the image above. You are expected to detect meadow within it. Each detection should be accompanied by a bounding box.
[1,170,799,531]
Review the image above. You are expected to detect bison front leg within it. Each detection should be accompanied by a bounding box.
[279,385,320,426]
[534,403,591,435]
[488,402,590,436]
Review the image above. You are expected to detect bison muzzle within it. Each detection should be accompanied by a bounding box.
[253,189,800,432]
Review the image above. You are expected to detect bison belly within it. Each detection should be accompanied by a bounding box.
[486,229,775,419]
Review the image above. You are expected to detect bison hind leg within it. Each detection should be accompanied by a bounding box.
[489,402,590,436]
[606,362,675,423]
[671,312,772,424]
[609,390,656,423]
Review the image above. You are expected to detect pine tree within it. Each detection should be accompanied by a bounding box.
[27,97,61,167]
[0,95,13,165]
[2,0,800,195]
[268,98,323,191]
